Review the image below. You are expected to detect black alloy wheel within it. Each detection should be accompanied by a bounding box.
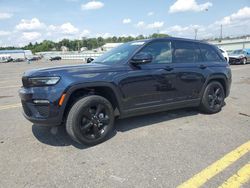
[207,85,224,110]
[200,81,225,114]
[78,103,110,140]
[66,95,114,146]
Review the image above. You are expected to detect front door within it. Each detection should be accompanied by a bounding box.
[118,40,178,110]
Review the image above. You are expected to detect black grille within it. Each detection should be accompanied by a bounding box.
[36,105,49,117]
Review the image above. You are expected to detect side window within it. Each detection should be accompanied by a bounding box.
[138,41,172,64]
[173,41,202,63]
[199,44,222,62]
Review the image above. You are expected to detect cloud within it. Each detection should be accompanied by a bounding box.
[160,24,210,39]
[60,22,79,35]
[81,1,104,10]
[147,12,154,16]
[22,32,42,41]
[0,30,11,36]
[123,18,131,24]
[0,12,13,20]
[161,6,250,40]
[48,22,79,35]
[16,18,45,31]
[80,29,90,37]
[169,0,212,13]
[215,6,250,26]
[147,21,164,29]
[135,21,164,29]
[65,0,79,2]
[96,33,111,38]
[135,21,145,28]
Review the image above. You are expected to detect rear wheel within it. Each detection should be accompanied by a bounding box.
[66,95,114,146]
[200,81,225,114]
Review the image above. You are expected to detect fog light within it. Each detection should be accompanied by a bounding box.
[33,100,50,104]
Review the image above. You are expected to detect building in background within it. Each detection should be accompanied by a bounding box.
[61,46,69,52]
[0,50,32,62]
[208,38,250,52]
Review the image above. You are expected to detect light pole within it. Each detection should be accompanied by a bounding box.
[194,28,198,40]
[219,24,223,42]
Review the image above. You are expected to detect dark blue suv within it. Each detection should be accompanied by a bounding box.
[19,37,232,145]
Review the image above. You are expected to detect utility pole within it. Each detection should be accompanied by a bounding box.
[219,24,223,42]
[194,28,198,40]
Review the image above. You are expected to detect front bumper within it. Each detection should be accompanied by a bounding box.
[19,87,64,126]
[229,58,242,64]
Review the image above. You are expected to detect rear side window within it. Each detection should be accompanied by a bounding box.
[173,41,202,63]
[199,44,222,62]
[138,41,172,64]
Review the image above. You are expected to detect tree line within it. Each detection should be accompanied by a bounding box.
[0,33,169,53]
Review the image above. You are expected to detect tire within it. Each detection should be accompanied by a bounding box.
[241,58,247,65]
[200,81,225,114]
[66,95,114,146]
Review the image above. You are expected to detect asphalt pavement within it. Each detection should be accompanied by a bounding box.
[0,60,249,188]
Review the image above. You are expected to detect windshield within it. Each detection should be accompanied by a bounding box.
[93,41,145,64]
[231,50,244,54]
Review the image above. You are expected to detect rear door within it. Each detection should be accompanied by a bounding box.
[168,40,207,101]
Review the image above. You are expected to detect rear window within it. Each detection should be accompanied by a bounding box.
[173,41,202,63]
[199,44,223,62]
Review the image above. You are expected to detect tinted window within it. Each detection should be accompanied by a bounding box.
[138,41,172,64]
[199,44,222,62]
[93,42,144,64]
[173,41,202,63]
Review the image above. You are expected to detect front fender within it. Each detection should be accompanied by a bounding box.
[60,81,124,114]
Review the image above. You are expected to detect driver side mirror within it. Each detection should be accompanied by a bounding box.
[131,52,153,65]
[86,57,94,63]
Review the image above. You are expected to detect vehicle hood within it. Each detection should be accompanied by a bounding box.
[23,63,128,77]
[229,54,245,58]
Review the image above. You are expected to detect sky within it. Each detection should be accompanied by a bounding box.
[0,0,250,46]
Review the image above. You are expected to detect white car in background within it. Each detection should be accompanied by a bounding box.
[219,47,229,63]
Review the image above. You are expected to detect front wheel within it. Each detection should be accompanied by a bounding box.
[241,58,247,65]
[200,81,225,114]
[66,95,114,146]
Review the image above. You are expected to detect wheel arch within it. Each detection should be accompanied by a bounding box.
[201,74,228,98]
[61,82,123,121]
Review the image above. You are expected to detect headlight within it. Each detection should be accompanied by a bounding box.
[28,77,60,86]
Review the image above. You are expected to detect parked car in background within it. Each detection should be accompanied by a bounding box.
[28,56,41,61]
[13,58,26,62]
[0,54,12,63]
[229,49,250,65]
[19,37,231,146]
[219,47,229,62]
[50,56,62,61]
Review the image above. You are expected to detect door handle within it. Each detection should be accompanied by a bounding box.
[164,66,174,71]
[199,64,207,69]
